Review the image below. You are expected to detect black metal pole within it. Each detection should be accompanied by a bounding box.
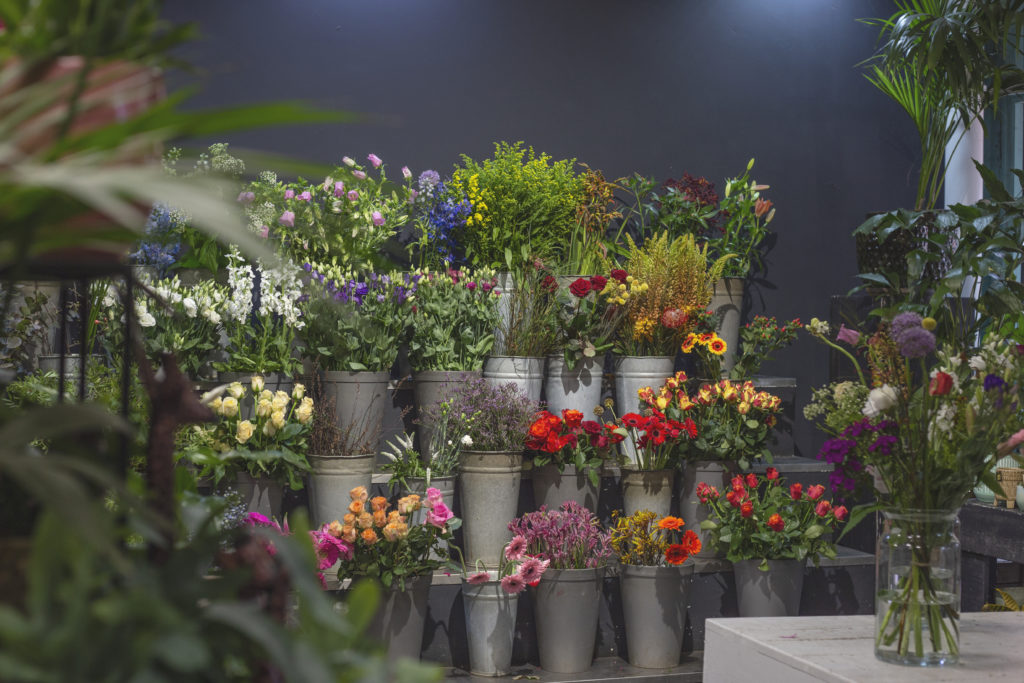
[78,278,88,402]
[57,283,68,403]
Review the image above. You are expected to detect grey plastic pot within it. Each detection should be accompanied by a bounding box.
[234,471,283,520]
[710,277,744,374]
[620,563,694,669]
[533,566,605,673]
[320,370,390,453]
[459,450,522,567]
[621,468,674,518]
[544,354,604,417]
[364,573,433,660]
[531,463,598,512]
[461,572,519,676]
[678,460,731,557]
[732,558,805,617]
[614,356,674,465]
[307,453,375,525]
[413,370,481,456]
[483,356,544,404]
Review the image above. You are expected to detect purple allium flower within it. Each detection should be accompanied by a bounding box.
[890,312,923,341]
[402,165,412,179]
[237,191,255,204]
[347,190,359,202]
[334,181,344,197]
[418,169,441,193]
[278,211,295,228]
[342,156,355,167]
[897,326,936,358]
[367,153,382,168]
[371,210,385,226]
[836,324,860,346]
[353,170,367,180]
[284,189,295,200]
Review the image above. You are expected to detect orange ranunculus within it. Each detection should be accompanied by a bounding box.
[349,485,369,502]
[373,510,387,527]
[361,528,378,545]
[370,496,388,512]
[387,510,404,523]
[664,544,691,565]
[767,513,785,532]
[348,500,364,515]
[563,409,583,430]
[529,417,552,440]
[658,516,685,531]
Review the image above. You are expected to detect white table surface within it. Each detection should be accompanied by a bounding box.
[704,612,1024,682]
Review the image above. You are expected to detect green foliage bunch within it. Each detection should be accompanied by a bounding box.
[453,142,583,271]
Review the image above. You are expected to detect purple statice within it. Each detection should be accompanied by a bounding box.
[896,326,936,358]
[507,501,613,570]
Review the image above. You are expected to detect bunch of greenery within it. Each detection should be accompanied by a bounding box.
[618,232,731,356]
[380,431,459,496]
[0,283,60,375]
[725,315,802,380]
[710,159,774,278]
[453,141,583,271]
[494,266,558,357]
[803,381,872,437]
[699,470,844,568]
[406,268,500,371]
[562,165,623,274]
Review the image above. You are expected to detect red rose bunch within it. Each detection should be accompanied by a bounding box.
[526,409,623,487]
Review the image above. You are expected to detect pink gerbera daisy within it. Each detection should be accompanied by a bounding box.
[467,571,491,585]
[505,535,528,561]
[500,573,527,594]
[516,556,549,585]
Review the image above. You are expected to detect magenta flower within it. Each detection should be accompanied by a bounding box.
[500,573,526,594]
[466,281,477,291]
[353,170,367,181]
[342,156,355,167]
[836,324,860,346]
[425,501,454,528]
[334,181,345,197]
[347,190,359,202]
[237,191,255,204]
[402,165,412,180]
[247,512,272,527]
[284,189,295,200]
[367,153,383,168]
[426,487,443,507]
[298,190,312,201]
[467,571,491,585]
[517,556,548,585]
[505,535,527,561]
[278,211,295,228]
[371,211,385,226]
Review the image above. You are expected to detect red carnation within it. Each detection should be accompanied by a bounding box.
[610,269,628,283]
[589,275,607,291]
[569,277,592,297]
[581,420,602,435]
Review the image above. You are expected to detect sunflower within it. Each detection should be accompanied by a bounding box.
[707,336,727,355]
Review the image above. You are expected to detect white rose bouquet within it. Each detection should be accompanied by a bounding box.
[187,375,314,490]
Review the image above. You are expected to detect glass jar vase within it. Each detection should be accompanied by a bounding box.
[875,508,960,666]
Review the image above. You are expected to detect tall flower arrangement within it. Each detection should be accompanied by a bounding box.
[547,270,628,368]
[216,247,304,375]
[710,159,774,278]
[410,172,473,269]
[610,510,702,566]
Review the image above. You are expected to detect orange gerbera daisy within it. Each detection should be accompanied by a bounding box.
[681,530,702,555]
[658,516,685,531]
[664,544,690,565]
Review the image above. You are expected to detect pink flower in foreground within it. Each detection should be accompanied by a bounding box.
[500,573,526,594]
[998,428,1024,456]
[298,190,312,201]
[836,324,860,346]
[371,211,385,226]
[426,487,443,507]
[517,556,548,585]
[353,170,367,180]
[505,535,527,561]
[425,502,453,529]
[333,180,345,197]
[247,512,272,527]
[259,225,269,239]
[467,571,491,585]
[284,189,295,199]
[347,190,359,202]
[367,153,383,168]
[278,211,295,228]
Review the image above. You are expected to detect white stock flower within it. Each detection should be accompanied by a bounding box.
[460,435,474,447]
[863,385,898,419]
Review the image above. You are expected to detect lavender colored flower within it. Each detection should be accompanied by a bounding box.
[284,189,295,200]
[298,190,312,201]
[278,211,295,228]
[408,189,419,203]
[347,190,359,202]
[371,210,385,226]
[237,191,255,204]
[418,169,441,194]
[259,225,269,238]
[353,170,367,181]
[507,501,612,570]
[334,180,344,197]
[897,326,936,358]
[890,312,923,341]
[367,153,383,168]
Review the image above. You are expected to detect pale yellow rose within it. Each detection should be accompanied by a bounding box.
[271,395,289,412]
[271,410,286,430]
[256,399,273,418]
[295,403,313,425]
[259,389,273,402]
[251,375,265,393]
[209,396,223,413]
[292,383,306,400]
[262,420,278,437]
[236,420,255,444]
[221,396,239,418]
[274,390,289,403]
[227,382,245,400]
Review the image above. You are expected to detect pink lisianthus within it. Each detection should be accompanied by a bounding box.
[353,170,367,180]
[371,211,385,226]
[334,180,345,197]
[467,571,491,585]
[402,165,412,179]
[425,502,454,528]
[259,225,269,239]
[284,189,295,200]
[298,190,312,201]
[342,156,355,167]
[279,211,295,228]
[347,190,359,202]
[997,428,1024,456]
[237,191,255,204]
[367,153,383,168]
[408,189,419,203]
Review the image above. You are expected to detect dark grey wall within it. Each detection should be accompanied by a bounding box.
[165,0,914,459]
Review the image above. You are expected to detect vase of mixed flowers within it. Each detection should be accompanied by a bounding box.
[526,408,623,511]
[189,376,314,517]
[508,502,613,674]
[442,379,539,567]
[610,510,702,669]
[613,404,696,518]
[312,485,460,660]
[699,469,844,617]
[381,431,459,534]
[455,537,551,676]
[807,313,1024,666]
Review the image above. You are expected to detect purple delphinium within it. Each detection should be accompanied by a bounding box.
[129,203,182,277]
[507,501,613,570]
[422,181,471,266]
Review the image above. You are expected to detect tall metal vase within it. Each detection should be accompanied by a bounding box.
[461,573,519,676]
[533,567,605,673]
[613,356,674,465]
[459,450,522,567]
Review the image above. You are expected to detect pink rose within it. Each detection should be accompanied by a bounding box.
[425,487,443,507]
[425,502,453,529]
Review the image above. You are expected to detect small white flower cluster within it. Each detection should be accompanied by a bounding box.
[225,247,254,323]
[246,201,277,234]
[258,257,305,330]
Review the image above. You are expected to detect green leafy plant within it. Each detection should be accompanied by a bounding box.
[710,159,774,278]
[562,165,623,274]
[548,271,627,369]
[728,316,803,380]
[493,266,558,357]
[699,469,844,568]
